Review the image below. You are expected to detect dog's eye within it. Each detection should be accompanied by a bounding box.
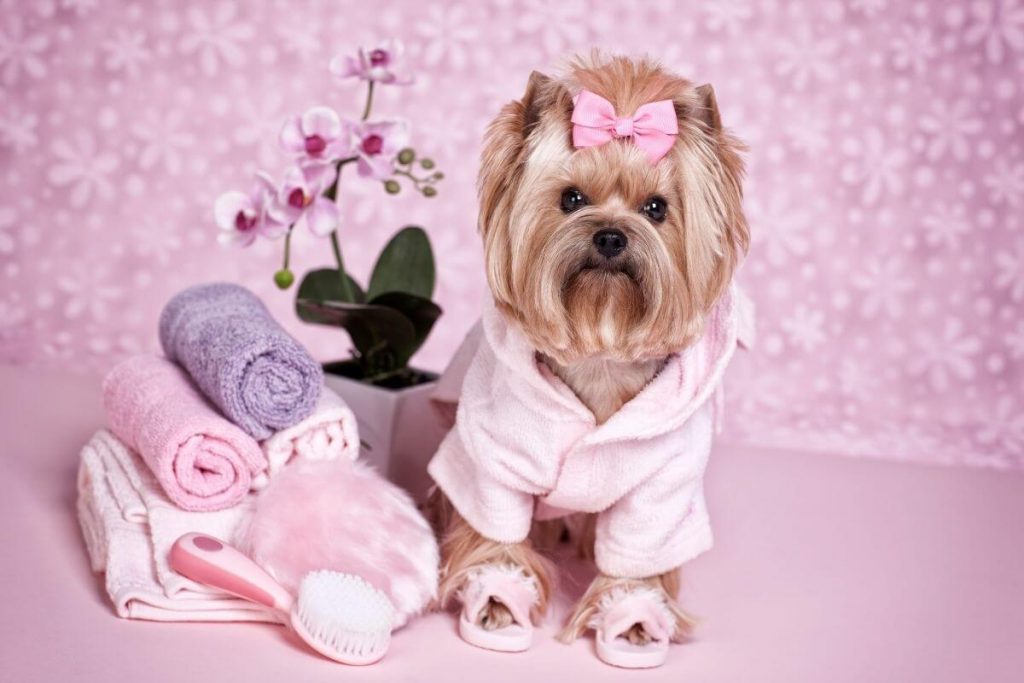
[560,188,588,214]
[641,196,667,223]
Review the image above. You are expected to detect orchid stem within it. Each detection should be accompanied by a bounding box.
[393,168,434,190]
[362,81,375,121]
[329,231,355,302]
[282,226,293,269]
[324,158,358,303]
[323,156,358,201]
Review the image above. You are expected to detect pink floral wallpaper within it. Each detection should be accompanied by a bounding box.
[1,0,1022,469]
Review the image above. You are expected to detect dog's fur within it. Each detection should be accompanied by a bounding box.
[432,54,748,645]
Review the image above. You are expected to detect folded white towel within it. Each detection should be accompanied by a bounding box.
[252,386,360,489]
[76,429,283,623]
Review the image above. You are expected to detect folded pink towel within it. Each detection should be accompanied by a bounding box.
[102,355,267,512]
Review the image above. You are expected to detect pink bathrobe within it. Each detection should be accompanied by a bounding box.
[428,286,746,579]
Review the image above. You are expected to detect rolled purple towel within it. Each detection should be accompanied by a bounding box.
[159,283,323,440]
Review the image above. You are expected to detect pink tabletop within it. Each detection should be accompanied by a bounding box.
[0,364,1021,682]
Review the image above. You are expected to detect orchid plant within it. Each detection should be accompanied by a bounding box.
[215,40,445,388]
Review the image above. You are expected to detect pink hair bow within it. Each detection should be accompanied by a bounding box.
[571,89,679,164]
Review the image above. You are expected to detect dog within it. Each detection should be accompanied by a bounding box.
[426,54,749,668]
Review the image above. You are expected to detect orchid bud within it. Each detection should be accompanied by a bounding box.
[397,148,415,165]
[274,269,295,289]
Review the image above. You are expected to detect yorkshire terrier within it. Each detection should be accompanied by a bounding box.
[427,54,749,668]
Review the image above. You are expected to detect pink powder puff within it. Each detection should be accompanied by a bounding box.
[237,458,438,628]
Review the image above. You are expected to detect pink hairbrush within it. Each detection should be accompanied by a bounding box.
[170,532,394,665]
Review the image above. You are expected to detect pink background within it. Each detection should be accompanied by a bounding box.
[1,0,1022,469]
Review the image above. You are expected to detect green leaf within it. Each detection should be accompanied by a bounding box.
[368,291,442,358]
[295,298,418,365]
[296,268,365,305]
[366,226,435,301]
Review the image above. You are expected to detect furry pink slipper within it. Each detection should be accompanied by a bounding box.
[457,565,539,652]
[591,586,676,669]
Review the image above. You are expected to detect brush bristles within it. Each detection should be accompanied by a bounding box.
[293,571,395,661]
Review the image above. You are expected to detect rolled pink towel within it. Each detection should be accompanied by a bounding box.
[102,355,267,512]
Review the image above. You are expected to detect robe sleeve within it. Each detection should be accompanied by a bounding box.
[594,404,715,578]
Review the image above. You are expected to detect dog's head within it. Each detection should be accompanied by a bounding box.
[478,55,748,363]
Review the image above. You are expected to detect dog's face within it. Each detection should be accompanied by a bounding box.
[478,57,749,364]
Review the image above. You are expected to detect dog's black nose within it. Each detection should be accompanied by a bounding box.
[593,229,628,258]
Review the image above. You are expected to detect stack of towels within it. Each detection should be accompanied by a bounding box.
[78,283,359,621]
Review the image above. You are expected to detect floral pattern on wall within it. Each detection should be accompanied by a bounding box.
[1,0,1022,468]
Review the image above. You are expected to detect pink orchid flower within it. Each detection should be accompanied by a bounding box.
[329,39,414,85]
[214,172,287,247]
[279,106,352,164]
[350,120,410,180]
[269,163,340,236]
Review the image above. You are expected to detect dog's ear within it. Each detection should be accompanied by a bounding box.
[674,81,749,313]
[478,71,570,303]
[693,83,749,262]
[478,71,563,229]
[694,83,722,132]
[479,72,572,231]
[479,71,543,239]
[521,70,552,138]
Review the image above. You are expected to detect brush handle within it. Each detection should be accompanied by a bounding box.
[170,533,293,612]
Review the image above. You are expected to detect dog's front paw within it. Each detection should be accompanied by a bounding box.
[459,563,540,629]
[477,596,515,630]
[456,564,542,652]
[622,621,656,645]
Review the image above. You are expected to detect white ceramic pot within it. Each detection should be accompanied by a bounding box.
[324,371,448,503]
